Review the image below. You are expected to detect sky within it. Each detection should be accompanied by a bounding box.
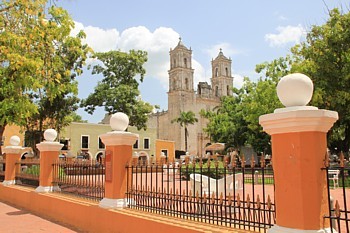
[55,0,349,123]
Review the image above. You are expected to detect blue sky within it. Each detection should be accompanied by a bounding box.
[56,0,349,123]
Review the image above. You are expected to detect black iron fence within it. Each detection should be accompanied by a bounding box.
[52,159,105,201]
[15,158,40,187]
[126,157,275,232]
[324,152,350,233]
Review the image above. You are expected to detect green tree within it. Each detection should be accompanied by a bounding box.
[200,90,248,151]
[257,8,350,153]
[247,57,293,153]
[171,111,198,152]
[81,50,153,130]
[70,112,88,123]
[0,0,89,154]
[241,78,283,154]
[24,4,89,148]
[293,8,350,153]
[201,76,283,154]
[1,0,44,154]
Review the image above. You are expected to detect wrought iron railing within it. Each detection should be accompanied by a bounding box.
[15,158,40,187]
[126,157,275,232]
[324,152,350,233]
[52,159,105,201]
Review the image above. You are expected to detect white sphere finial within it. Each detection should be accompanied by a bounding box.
[44,129,57,142]
[277,73,313,107]
[110,112,129,131]
[9,135,20,146]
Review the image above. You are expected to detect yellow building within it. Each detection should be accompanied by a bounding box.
[59,117,174,163]
[155,139,175,163]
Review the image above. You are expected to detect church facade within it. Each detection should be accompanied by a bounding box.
[154,39,234,157]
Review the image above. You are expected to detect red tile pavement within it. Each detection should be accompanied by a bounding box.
[0,201,81,233]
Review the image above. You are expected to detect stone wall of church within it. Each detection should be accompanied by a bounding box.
[193,97,220,156]
[154,40,233,157]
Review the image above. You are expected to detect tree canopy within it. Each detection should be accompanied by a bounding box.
[81,50,154,130]
[202,8,350,155]
[258,8,350,153]
[293,8,350,153]
[0,0,90,153]
[201,76,282,154]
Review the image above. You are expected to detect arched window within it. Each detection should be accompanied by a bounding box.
[173,59,176,68]
[173,80,176,90]
[215,68,219,77]
[227,85,230,95]
[215,86,219,97]
[184,58,187,68]
[185,78,188,90]
[225,67,228,76]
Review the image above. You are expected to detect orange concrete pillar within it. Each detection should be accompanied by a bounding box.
[2,136,24,186]
[259,73,338,233]
[99,112,138,209]
[35,129,63,193]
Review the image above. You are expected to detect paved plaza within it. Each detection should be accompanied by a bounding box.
[0,201,81,233]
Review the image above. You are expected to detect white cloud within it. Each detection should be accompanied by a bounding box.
[233,74,244,89]
[72,22,119,52]
[265,24,306,47]
[118,26,180,89]
[71,22,208,91]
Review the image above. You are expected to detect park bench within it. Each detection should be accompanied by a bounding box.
[190,173,243,197]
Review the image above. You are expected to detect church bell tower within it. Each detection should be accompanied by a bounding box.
[167,38,195,152]
[211,49,233,98]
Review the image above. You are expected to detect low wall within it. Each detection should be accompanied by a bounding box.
[0,185,241,233]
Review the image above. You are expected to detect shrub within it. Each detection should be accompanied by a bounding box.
[180,160,227,180]
[24,165,40,176]
[24,165,66,177]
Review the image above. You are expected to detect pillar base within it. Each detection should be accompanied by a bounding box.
[2,180,16,186]
[99,198,131,209]
[268,225,336,233]
[35,186,61,193]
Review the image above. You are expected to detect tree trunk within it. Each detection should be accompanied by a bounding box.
[39,117,43,142]
[185,127,188,152]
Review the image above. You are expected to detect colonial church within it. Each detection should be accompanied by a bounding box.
[154,38,234,157]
